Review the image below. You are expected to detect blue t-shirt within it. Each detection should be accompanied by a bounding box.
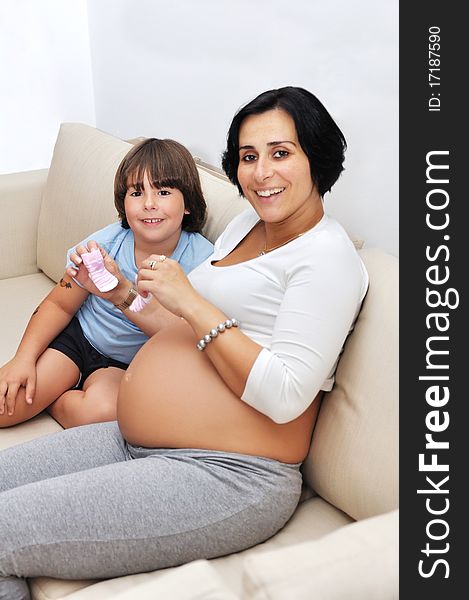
[66,222,214,364]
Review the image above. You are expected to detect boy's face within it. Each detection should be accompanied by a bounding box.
[124,171,189,249]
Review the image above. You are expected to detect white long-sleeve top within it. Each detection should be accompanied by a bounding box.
[188,207,369,424]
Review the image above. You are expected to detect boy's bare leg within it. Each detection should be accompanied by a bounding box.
[0,349,80,427]
[47,367,124,428]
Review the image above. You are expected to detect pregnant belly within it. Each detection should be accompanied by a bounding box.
[117,320,319,462]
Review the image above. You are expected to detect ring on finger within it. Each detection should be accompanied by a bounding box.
[149,260,157,270]
[158,255,167,263]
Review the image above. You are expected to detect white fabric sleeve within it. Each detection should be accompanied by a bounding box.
[241,240,367,424]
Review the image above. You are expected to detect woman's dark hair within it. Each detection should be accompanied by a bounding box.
[221,86,347,198]
[114,138,207,232]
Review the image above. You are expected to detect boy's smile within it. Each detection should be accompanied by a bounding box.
[142,217,163,225]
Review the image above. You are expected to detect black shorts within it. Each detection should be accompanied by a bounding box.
[48,317,129,389]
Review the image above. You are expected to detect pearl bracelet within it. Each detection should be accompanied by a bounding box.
[196,318,239,351]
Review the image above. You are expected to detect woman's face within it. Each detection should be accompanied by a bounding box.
[237,109,321,226]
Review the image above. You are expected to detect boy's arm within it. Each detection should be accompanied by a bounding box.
[0,276,89,414]
[15,275,89,361]
[112,289,181,335]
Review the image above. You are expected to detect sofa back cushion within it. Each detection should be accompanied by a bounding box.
[302,247,398,521]
[36,123,248,283]
[194,159,250,242]
[37,124,132,282]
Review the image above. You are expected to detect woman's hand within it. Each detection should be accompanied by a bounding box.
[137,255,263,403]
[136,255,200,318]
[0,357,36,416]
[67,241,129,304]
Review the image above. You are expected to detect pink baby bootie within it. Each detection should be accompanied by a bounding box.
[129,292,152,313]
[81,248,118,292]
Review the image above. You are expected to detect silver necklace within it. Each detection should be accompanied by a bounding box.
[258,230,309,257]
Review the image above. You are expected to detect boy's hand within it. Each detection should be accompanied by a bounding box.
[0,357,36,416]
[67,241,126,302]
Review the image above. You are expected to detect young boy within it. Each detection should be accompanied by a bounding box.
[0,138,213,428]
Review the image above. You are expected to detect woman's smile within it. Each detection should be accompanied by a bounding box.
[255,187,286,201]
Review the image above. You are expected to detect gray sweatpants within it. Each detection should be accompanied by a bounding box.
[0,422,302,600]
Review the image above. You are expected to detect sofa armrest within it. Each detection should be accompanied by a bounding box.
[60,560,239,600]
[242,509,398,600]
[0,169,48,279]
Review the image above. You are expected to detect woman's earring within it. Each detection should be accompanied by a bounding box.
[184,209,190,214]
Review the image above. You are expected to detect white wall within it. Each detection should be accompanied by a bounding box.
[87,0,398,255]
[0,0,95,174]
[0,0,398,255]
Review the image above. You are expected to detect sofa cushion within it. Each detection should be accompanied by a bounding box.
[0,272,56,366]
[302,247,399,520]
[37,123,132,283]
[194,159,250,243]
[57,560,239,600]
[242,509,398,600]
[0,169,48,280]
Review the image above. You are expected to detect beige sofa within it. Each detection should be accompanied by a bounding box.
[0,123,399,599]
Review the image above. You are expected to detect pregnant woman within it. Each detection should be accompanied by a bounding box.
[0,86,368,600]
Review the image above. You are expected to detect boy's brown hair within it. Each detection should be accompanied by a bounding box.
[114,138,207,232]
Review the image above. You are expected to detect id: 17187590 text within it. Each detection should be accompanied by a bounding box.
[428,26,441,112]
